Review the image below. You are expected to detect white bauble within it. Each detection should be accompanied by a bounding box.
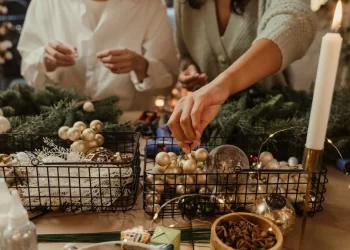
[83,101,95,112]
[95,134,104,147]
[259,151,273,165]
[264,159,280,170]
[58,126,70,140]
[67,127,81,142]
[282,177,296,191]
[90,120,103,133]
[294,177,308,193]
[71,140,88,153]
[0,116,11,133]
[287,190,303,203]
[288,157,299,167]
[155,152,171,167]
[81,128,96,142]
[73,121,87,132]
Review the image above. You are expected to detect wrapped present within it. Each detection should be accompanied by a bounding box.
[150,227,180,250]
[148,243,174,250]
[121,226,151,244]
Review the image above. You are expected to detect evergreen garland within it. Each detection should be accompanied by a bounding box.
[0,85,131,135]
[203,85,350,161]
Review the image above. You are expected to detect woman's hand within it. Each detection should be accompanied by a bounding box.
[179,64,208,90]
[97,48,149,81]
[44,40,77,72]
[168,75,230,153]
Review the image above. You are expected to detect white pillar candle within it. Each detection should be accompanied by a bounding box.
[306,0,343,150]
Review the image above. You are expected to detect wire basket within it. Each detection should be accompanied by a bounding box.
[143,136,328,218]
[0,132,140,213]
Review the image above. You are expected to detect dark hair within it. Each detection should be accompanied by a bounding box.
[187,0,247,15]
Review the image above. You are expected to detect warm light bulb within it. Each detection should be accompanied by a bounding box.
[332,0,343,30]
[171,88,179,96]
[154,97,165,107]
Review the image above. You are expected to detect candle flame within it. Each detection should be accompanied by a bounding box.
[331,0,343,30]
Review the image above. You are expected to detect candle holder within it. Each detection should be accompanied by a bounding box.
[299,147,323,250]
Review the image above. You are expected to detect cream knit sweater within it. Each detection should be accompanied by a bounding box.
[175,0,316,87]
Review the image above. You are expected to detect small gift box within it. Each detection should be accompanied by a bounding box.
[121,226,151,244]
[150,227,180,250]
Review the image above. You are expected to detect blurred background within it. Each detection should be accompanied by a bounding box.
[0,0,348,91]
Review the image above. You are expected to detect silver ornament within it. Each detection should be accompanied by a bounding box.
[58,126,70,140]
[145,203,161,214]
[259,151,273,165]
[70,140,88,153]
[145,174,155,184]
[67,127,81,142]
[194,148,208,162]
[95,134,104,147]
[176,185,185,194]
[90,120,103,133]
[155,152,171,167]
[81,128,96,142]
[264,159,280,170]
[154,180,165,193]
[251,194,296,235]
[288,157,299,167]
[73,121,87,132]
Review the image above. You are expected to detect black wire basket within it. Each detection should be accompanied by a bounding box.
[0,132,140,213]
[143,136,328,218]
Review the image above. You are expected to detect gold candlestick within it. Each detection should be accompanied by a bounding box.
[299,147,323,250]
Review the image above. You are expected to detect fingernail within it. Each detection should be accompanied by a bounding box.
[184,140,192,144]
[194,140,201,146]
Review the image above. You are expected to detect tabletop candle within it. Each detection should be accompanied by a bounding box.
[306,0,343,150]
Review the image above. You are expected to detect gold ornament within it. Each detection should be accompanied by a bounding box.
[58,126,70,140]
[176,184,185,195]
[145,191,161,204]
[177,159,185,168]
[155,152,171,166]
[183,159,197,174]
[259,151,274,165]
[95,134,104,147]
[70,140,88,153]
[73,121,87,132]
[85,147,115,162]
[88,140,99,149]
[282,177,296,191]
[167,177,181,188]
[264,159,280,170]
[155,164,166,174]
[81,128,96,142]
[145,204,161,214]
[83,101,95,112]
[195,148,208,162]
[90,120,103,133]
[164,165,182,179]
[251,194,296,235]
[67,127,81,142]
[295,178,308,193]
[287,190,303,203]
[0,116,11,133]
[146,174,155,184]
[195,170,207,185]
[168,152,177,162]
[154,180,165,193]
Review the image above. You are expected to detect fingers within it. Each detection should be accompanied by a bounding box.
[191,100,204,140]
[168,99,191,144]
[45,46,75,64]
[44,52,75,67]
[180,98,198,143]
[178,141,191,155]
[48,40,76,55]
[111,67,132,74]
[96,48,127,58]
[100,54,130,64]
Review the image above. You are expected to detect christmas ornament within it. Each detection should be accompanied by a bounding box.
[177,159,185,168]
[154,180,165,193]
[88,140,99,149]
[73,121,87,132]
[206,145,250,186]
[85,147,115,162]
[199,203,216,215]
[0,154,11,164]
[249,154,259,166]
[259,151,273,165]
[264,159,280,170]
[268,176,282,190]
[145,204,161,214]
[67,127,81,142]
[145,191,161,204]
[295,178,308,193]
[252,193,296,235]
[194,148,208,162]
[81,128,96,142]
[0,116,11,133]
[83,101,95,112]
[282,177,296,191]
[183,159,197,174]
[279,161,288,168]
[287,189,304,203]
[146,175,155,184]
[155,152,171,167]
[195,171,207,185]
[288,157,299,167]
[198,187,211,195]
[70,140,88,153]
[176,184,185,195]
[95,134,104,147]
[238,179,267,212]
[155,164,166,174]
[90,120,103,133]
[164,165,182,179]
[58,126,70,140]
[178,196,198,218]
[168,152,177,162]
[166,177,177,187]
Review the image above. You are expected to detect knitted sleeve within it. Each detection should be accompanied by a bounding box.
[254,0,317,71]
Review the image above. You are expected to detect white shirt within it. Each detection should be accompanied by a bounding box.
[85,0,107,30]
[17,0,178,111]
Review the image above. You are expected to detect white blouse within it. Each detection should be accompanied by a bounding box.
[17,0,178,110]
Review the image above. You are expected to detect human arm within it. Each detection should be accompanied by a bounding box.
[168,0,316,152]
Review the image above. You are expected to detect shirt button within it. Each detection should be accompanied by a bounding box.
[217,55,227,64]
